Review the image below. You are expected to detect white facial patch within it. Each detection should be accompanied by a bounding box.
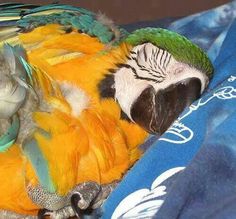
[60,82,90,117]
[114,67,149,119]
[114,43,209,120]
[151,60,209,94]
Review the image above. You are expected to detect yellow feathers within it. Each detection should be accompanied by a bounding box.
[0,145,39,215]
[17,24,148,195]
[32,108,134,195]
[0,23,148,211]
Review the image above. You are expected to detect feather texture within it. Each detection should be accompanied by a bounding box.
[124,28,214,78]
[0,44,28,119]
[0,5,148,215]
[0,4,214,216]
[0,145,39,215]
[0,114,19,151]
[0,3,127,45]
[18,25,146,193]
[22,131,56,193]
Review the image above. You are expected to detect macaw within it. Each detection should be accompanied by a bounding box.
[0,3,213,219]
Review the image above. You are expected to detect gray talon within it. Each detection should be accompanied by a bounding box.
[70,181,101,210]
[0,210,37,219]
[26,181,118,219]
[38,208,52,219]
[71,194,83,218]
[92,181,119,209]
[45,206,75,219]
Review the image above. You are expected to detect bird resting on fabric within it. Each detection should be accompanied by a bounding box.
[0,3,213,219]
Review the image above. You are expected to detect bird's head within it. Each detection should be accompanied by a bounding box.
[111,28,213,135]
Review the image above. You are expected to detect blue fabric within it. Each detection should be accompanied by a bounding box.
[153,14,236,219]
[155,111,236,219]
[102,1,236,219]
[169,1,236,61]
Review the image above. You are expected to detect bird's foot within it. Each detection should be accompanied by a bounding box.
[34,181,118,219]
[38,206,74,219]
[70,181,118,217]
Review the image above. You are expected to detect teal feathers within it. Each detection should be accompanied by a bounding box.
[17,12,115,43]
[0,44,33,151]
[22,131,56,193]
[0,114,20,152]
[3,43,33,84]
[0,3,127,44]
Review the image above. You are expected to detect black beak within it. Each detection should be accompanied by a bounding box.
[130,78,201,135]
[71,193,83,218]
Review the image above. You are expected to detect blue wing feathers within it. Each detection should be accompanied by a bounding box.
[22,133,56,193]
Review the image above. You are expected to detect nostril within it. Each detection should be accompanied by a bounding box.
[174,67,184,75]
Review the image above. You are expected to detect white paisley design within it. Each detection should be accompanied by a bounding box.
[159,75,236,144]
[228,75,236,82]
[158,121,193,144]
[112,167,185,219]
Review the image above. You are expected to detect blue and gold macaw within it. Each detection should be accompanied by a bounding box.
[0,3,213,218]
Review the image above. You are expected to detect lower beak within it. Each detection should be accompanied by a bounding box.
[130,78,201,135]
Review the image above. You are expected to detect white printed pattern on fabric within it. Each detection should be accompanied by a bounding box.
[111,167,185,219]
[111,76,236,219]
[159,75,236,144]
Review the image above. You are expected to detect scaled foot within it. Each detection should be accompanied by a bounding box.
[27,181,118,219]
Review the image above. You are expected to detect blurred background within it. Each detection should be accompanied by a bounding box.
[1,0,229,24]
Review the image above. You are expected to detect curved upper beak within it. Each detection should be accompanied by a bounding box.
[130,78,202,135]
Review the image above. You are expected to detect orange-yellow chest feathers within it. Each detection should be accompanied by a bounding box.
[18,24,148,195]
[19,24,112,99]
[0,145,39,215]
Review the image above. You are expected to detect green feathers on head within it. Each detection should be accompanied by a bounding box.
[124,28,214,79]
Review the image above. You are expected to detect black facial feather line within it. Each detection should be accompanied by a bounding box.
[121,44,173,83]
